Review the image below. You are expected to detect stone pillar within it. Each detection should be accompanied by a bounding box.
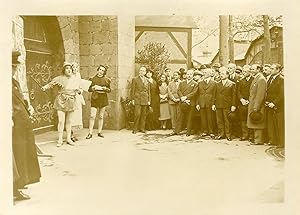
[79,16,119,129]
[12,16,30,102]
[116,15,135,129]
[57,16,80,64]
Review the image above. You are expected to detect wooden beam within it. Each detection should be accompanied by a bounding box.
[169,59,187,64]
[135,31,144,42]
[135,26,189,33]
[167,32,187,58]
[187,28,192,68]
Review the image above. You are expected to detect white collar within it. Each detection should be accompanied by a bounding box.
[221,79,227,85]
[205,77,211,82]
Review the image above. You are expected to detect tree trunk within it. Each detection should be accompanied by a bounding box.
[263,15,272,64]
[228,15,235,63]
[219,15,229,66]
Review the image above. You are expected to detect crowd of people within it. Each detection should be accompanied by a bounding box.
[11,47,284,202]
[131,63,284,147]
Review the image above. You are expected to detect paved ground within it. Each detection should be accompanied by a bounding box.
[11,129,284,215]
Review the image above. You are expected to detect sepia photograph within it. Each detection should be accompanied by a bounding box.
[1,1,300,214]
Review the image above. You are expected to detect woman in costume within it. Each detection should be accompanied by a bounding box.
[86,65,111,139]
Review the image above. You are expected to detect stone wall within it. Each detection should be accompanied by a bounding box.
[57,16,80,64]
[12,16,29,102]
[78,16,118,129]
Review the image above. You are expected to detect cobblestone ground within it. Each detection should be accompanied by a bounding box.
[11,129,284,215]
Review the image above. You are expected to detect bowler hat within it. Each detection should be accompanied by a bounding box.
[199,64,207,70]
[194,70,202,76]
[227,111,239,122]
[236,66,243,73]
[249,111,263,123]
[12,50,21,65]
[213,63,221,68]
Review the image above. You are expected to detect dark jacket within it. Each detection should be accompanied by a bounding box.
[266,74,284,112]
[214,79,236,109]
[196,79,217,108]
[178,79,198,106]
[131,76,150,105]
[88,75,111,108]
[237,76,253,105]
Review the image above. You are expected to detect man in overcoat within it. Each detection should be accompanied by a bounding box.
[12,50,41,201]
[212,67,237,141]
[196,68,217,138]
[247,64,267,145]
[265,64,284,147]
[131,66,151,133]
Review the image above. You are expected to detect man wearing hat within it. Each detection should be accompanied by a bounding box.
[179,68,187,81]
[237,65,254,141]
[247,64,267,145]
[265,64,284,147]
[12,50,41,201]
[212,67,237,141]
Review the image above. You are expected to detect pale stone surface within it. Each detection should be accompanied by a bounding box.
[11,129,284,215]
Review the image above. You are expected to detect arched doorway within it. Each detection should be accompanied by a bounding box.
[23,16,64,133]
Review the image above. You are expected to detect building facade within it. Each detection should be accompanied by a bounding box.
[12,15,135,132]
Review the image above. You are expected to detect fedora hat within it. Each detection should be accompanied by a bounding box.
[227,111,239,122]
[249,111,264,123]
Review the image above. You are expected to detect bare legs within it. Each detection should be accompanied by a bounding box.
[87,107,106,138]
[57,110,73,146]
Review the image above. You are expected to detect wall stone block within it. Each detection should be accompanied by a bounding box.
[79,21,90,33]
[80,44,90,55]
[93,31,109,44]
[80,33,93,45]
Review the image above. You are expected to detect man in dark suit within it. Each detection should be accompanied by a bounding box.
[237,65,254,141]
[212,67,237,141]
[12,50,41,201]
[262,64,272,144]
[247,64,267,145]
[168,71,181,130]
[196,68,217,138]
[227,63,241,138]
[171,69,198,136]
[131,66,150,134]
[265,64,284,147]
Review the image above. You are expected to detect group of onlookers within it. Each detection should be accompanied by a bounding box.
[131,62,284,148]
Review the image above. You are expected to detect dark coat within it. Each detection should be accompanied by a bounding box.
[88,75,111,108]
[214,79,236,109]
[178,79,198,106]
[266,74,284,112]
[237,77,253,120]
[130,76,150,105]
[12,79,41,189]
[228,73,240,83]
[247,73,267,129]
[196,79,217,108]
